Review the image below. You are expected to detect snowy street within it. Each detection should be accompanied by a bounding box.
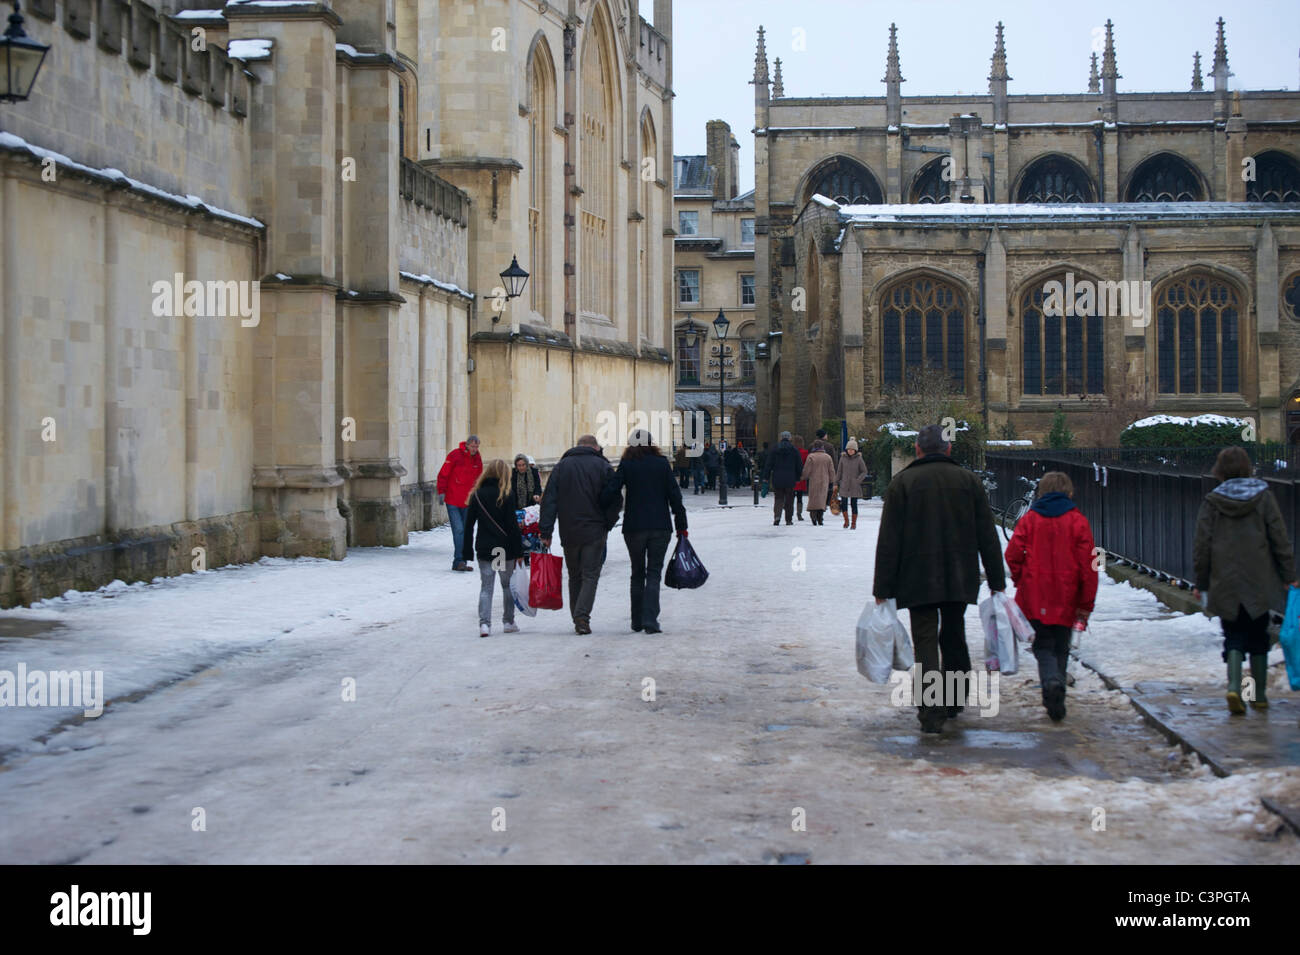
[1,497,1297,864]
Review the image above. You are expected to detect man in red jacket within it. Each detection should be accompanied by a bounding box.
[437,435,483,571]
[1004,471,1099,722]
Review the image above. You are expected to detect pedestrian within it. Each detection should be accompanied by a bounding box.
[461,459,526,637]
[690,441,707,494]
[510,453,543,508]
[539,435,621,635]
[872,423,1006,733]
[736,441,751,486]
[724,442,741,488]
[762,431,803,526]
[755,442,770,494]
[436,434,483,572]
[813,429,840,509]
[702,441,721,490]
[835,438,870,529]
[792,434,809,520]
[1003,471,1099,721]
[673,444,690,488]
[1192,447,1298,714]
[800,442,835,526]
[599,429,688,634]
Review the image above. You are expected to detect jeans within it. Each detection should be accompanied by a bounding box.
[477,559,515,625]
[625,530,672,629]
[772,487,794,522]
[447,505,468,567]
[839,497,859,515]
[1030,620,1070,700]
[908,602,973,718]
[565,538,606,623]
[692,467,706,493]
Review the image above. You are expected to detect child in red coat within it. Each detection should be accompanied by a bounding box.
[1004,471,1099,721]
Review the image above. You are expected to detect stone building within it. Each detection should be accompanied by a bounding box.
[671,120,757,451]
[0,0,673,606]
[750,20,1300,446]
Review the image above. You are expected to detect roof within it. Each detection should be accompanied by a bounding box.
[673,155,713,193]
[829,199,1300,225]
[675,391,757,412]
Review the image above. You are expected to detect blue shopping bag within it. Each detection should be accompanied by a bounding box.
[1280,586,1300,691]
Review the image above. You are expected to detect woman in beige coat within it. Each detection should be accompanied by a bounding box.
[800,446,836,526]
[834,438,871,529]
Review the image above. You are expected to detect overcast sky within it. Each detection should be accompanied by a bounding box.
[641,0,1300,193]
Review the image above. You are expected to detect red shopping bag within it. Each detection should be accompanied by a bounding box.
[528,552,564,610]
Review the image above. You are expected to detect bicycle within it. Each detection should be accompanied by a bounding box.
[1000,475,1038,541]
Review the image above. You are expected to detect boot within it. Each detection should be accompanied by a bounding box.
[1226,649,1246,714]
[842,510,850,528]
[851,513,858,530]
[796,500,804,521]
[1249,654,1269,709]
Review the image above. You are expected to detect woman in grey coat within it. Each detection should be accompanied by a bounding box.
[1192,446,1298,714]
[834,438,871,529]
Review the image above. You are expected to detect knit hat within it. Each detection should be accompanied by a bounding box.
[846,438,859,452]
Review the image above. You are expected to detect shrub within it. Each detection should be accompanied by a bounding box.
[1047,411,1075,449]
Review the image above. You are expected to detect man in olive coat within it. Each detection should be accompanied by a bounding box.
[873,424,1006,732]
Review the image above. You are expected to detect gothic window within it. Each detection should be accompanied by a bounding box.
[1016,156,1096,203]
[739,324,757,385]
[1155,275,1241,394]
[1246,151,1300,203]
[1021,278,1104,396]
[527,40,555,318]
[880,276,966,392]
[910,158,951,204]
[1284,273,1300,323]
[804,157,882,206]
[640,114,658,344]
[580,9,618,322]
[676,331,701,386]
[1126,154,1205,202]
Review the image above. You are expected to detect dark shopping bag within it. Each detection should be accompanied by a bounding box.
[528,551,564,610]
[664,536,709,589]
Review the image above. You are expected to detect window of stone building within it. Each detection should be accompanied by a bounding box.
[679,210,699,235]
[804,156,883,206]
[527,40,556,318]
[678,269,701,305]
[580,9,617,323]
[677,333,702,386]
[880,276,965,392]
[1021,279,1104,396]
[1155,275,1240,394]
[741,218,755,244]
[1246,151,1300,203]
[1016,156,1096,204]
[739,324,757,385]
[1284,273,1300,323]
[1125,154,1205,202]
[910,158,952,204]
[740,273,756,306]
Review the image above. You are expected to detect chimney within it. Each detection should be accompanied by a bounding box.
[706,119,735,200]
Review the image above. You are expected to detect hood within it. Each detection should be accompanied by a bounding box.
[1209,477,1268,516]
[1030,491,1076,517]
[458,441,480,456]
[906,453,954,469]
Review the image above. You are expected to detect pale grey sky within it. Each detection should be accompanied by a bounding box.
[641,0,1300,193]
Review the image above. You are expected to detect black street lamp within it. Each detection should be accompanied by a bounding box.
[713,308,730,505]
[0,0,48,104]
[492,254,529,322]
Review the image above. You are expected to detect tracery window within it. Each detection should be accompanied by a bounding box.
[1126,154,1205,202]
[527,42,554,317]
[1016,156,1096,203]
[1021,278,1104,396]
[1246,151,1300,203]
[880,276,966,392]
[580,12,617,321]
[910,158,951,204]
[1284,273,1300,323]
[806,157,882,206]
[1155,275,1240,394]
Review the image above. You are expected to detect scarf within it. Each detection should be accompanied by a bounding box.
[513,466,537,508]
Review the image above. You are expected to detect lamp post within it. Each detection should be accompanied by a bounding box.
[492,254,529,322]
[0,0,49,104]
[713,308,730,505]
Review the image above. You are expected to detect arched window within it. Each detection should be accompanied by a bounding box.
[880,275,966,393]
[1016,155,1096,203]
[580,8,618,322]
[910,158,951,204]
[527,40,556,319]
[1284,272,1300,323]
[640,113,658,344]
[1126,154,1205,202]
[803,156,882,206]
[1246,151,1300,203]
[1020,275,1104,396]
[1155,274,1241,394]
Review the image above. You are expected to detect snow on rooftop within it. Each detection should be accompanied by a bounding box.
[227,38,272,61]
[399,271,474,300]
[0,132,264,230]
[810,193,840,210]
[171,8,224,18]
[840,201,1300,222]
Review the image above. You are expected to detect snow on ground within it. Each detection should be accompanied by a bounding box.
[0,494,1296,863]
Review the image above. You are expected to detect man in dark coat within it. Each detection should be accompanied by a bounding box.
[539,435,620,634]
[702,442,721,490]
[762,431,803,526]
[872,424,1006,733]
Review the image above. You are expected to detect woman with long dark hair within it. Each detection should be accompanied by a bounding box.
[600,430,688,633]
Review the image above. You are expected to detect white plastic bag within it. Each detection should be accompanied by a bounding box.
[510,567,538,617]
[857,598,909,683]
[1002,593,1035,643]
[979,593,1018,675]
